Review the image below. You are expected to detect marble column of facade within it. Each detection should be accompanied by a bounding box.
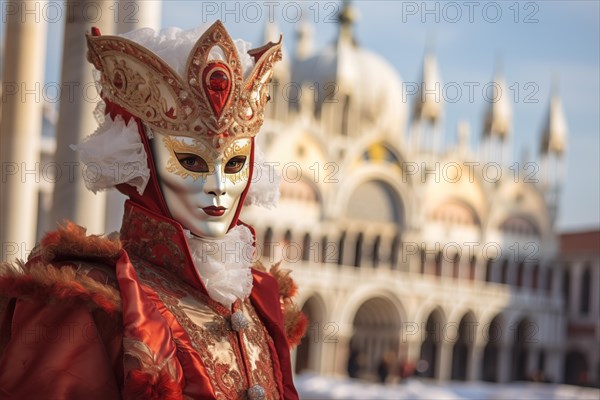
[319,323,338,375]
[342,229,358,267]
[360,230,376,268]
[467,342,485,381]
[440,250,453,279]
[405,336,423,365]
[436,339,454,381]
[324,229,339,265]
[332,325,352,377]
[405,239,421,274]
[50,0,115,234]
[379,231,393,270]
[474,258,487,282]
[0,0,47,262]
[457,254,468,281]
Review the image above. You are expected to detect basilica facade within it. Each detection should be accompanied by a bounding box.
[240,4,599,386]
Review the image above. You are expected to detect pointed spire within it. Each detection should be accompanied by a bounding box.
[335,0,360,96]
[411,43,442,125]
[482,58,511,141]
[295,14,314,60]
[338,0,359,46]
[540,78,568,156]
[263,18,280,43]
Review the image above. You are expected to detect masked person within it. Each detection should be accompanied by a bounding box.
[0,21,306,399]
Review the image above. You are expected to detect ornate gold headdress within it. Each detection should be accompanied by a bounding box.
[86,21,282,147]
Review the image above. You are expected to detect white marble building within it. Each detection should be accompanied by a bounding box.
[240,3,580,384]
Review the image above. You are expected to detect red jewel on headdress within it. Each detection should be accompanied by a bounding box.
[203,64,232,118]
[208,70,228,91]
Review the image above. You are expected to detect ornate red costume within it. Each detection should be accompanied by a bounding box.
[0,21,306,399]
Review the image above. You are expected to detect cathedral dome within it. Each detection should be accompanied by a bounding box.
[290,5,406,137]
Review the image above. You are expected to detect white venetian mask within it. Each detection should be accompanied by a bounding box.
[151,132,251,238]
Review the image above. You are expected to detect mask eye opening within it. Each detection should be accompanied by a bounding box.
[224,155,247,174]
[175,152,209,173]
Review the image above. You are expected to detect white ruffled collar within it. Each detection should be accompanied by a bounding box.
[185,225,254,309]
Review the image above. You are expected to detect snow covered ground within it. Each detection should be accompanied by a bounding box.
[296,373,600,400]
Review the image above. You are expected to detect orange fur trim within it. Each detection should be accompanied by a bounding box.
[0,261,121,315]
[0,222,123,315]
[123,369,183,400]
[268,262,307,348]
[38,221,122,263]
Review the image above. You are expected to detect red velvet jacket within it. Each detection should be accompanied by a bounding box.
[0,202,306,399]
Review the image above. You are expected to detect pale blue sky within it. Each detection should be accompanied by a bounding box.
[3,0,598,231]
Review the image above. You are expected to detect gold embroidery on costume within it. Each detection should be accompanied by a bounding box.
[132,259,280,400]
[120,206,187,275]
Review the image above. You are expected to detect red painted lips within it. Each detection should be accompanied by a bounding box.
[202,206,226,216]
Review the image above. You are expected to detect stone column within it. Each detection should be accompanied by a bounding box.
[437,341,453,380]
[0,0,47,262]
[50,0,116,234]
[116,0,161,33]
[468,343,485,381]
[333,326,352,377]
[474,259,487,282]
[102,0,163,233]
[405,336,423,368]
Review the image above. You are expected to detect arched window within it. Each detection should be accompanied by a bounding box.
[372,236,381,268]
[263,227,273,259]
[338,231,346,265]
[390,234,400,270]
[302,233,311,262]
[434,251,442,277]
[516,262,524,288]
[354,233,364,268]
[469,255,477,281]
[562,268,570,310]
[531,264,539,290]
[546,268,553,292]
[501,260,509,284]
[321,236,328,263]
[580,265,591,314]
[283,230,293,261]
[452,253,460,279]
[485,259,493,282]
